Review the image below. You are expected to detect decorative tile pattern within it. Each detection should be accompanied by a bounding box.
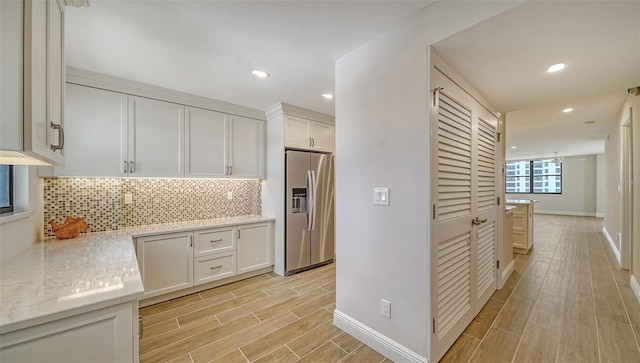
[43,178,261,237]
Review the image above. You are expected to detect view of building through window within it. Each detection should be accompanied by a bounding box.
[0,165,13,214]
[506,159,562,194]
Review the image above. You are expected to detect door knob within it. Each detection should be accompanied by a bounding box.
[471,217,488,226]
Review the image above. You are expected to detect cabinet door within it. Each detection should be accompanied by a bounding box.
[185,107,228,177]
[310,121,334,153]
[136,232,193,298]
[229,115,264,178]
[284,115,311,150]
[128,96,184,177]
[237,223,272,274]
[0,302,134,363]
[53,85,127,176]
[23,0,65,165]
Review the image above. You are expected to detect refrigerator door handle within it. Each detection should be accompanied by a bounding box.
[311,170,318,231]
[306,170,314,231]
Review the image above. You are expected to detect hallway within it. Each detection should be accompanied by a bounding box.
[442,214,640,362]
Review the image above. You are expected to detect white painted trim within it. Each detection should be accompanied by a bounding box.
[333,310,426,363]
[602,226,622,266]
[535,210,597,217]
[631,275,640,305]
[596,213,605,218]
[66,67,266,120]
[0,210,35,225]
[500,260,515,289]
[266,102,335,125]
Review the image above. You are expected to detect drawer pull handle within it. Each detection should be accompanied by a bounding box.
[210,265,223,270]
[210,239,223,243]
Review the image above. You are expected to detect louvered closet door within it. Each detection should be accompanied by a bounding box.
[430,70,498,363]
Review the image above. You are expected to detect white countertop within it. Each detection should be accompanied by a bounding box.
[0,215,274,334]
[506,199,538,205]
[505,205,517,214]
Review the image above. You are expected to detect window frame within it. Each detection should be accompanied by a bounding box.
[0,165,14,214]
[506,159,562,194]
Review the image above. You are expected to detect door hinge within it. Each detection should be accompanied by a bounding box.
[432,204,436,219]
[497,132,501,142]
[497,197,500,206]
[497,260,500,269]
[432,318,436,334]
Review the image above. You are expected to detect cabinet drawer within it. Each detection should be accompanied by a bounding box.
[195,252,236,285]
[513,230,527,249]
[194,227,235,257]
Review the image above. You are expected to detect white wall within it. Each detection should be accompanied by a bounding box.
[596,153,606,217]
[333,1,518,361]
[0,166,41,263]
[507,154,598,216]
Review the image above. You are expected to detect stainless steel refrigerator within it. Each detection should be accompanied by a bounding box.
[285,150,335,275]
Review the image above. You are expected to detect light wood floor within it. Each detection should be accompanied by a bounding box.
[139,263,390,363]
[442,214,640,363]
[140,215,640,363]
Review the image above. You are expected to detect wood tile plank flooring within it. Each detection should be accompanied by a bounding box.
[140,215,640,363]
[139,263,386,363]
[442,215,640,363]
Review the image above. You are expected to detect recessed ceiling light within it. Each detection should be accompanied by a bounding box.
[322,93,333,100]
[547,63,566,73]
[251,70,269,78]
[562,108,574,113]
[511,146,517,149]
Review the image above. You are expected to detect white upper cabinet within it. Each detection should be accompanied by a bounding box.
[185,107,228,177]
[53,84,127,176]
[284,115,334,153]
[128,96,184,177]
[309,121,334,152]
[185,109,264,178]
[229,115,265,178]
[0,0,66,165]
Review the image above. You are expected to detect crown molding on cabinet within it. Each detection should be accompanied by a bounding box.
[266,102,335,125]
[66,67,266,121]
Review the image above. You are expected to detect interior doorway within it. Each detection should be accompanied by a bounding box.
[621,108,633,270]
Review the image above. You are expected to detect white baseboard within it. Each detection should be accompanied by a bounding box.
[631,275,640,305]
[535,210,596,217]
[333,310,426,363]
[500,260,515,289]
[602,226,622,267]
[596,213,605,218]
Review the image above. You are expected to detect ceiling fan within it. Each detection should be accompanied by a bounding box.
[551,152,563,163]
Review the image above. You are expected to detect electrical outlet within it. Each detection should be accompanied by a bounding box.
[380,299,391,318]
[124,193,133,204]
[227,191,233,200]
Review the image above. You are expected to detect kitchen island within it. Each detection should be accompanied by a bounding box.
[0,215,274,362]
[506,199,537,254]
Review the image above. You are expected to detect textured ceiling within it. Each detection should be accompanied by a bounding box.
[433,1,640,159]
[65,0,433,116]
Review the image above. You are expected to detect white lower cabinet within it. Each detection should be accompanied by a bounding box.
[237,223,273,274]
[136,232,194,298]
[136,222,273,300]
[0,301,138,363]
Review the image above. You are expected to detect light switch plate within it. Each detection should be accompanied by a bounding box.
[373,187,390,206]
[124,193,133,204]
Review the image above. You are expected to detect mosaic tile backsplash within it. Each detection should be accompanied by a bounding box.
[43,178,262,237]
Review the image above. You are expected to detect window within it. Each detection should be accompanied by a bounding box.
[0,165,13,214]
[505,159,562,194]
